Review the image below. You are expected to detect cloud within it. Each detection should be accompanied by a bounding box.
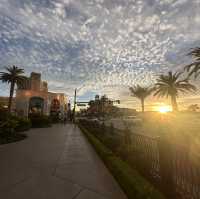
[0,0,200,106]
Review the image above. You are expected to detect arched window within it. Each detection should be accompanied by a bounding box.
[29,97,44,114]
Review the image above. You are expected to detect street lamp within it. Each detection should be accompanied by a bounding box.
[72,85,86,123]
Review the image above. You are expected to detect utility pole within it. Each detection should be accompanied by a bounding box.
[73,88,77,122]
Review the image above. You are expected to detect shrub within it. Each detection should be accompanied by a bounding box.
[0,108,9,121]
[29,114,52,128]
[8,115,31,132]
[16,117,31,132]
[0,119,27,145]
[0,119,18,135]
[103,135,121,152]
[0,114,29,144]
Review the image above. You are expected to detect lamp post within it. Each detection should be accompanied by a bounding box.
[72,85,85,123]
[72,88,77,122]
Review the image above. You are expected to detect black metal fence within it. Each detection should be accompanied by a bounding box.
[131,133,200,199]
[131,134,160,180]
[79,119,200,199]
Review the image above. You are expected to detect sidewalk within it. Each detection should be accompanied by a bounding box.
[0,124,127,199]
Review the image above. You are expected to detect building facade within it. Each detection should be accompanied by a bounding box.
[14,72,68,117]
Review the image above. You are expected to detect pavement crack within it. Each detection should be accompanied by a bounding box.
[72,188,84,199]
[0,176,32,193]
[54,175,110,199]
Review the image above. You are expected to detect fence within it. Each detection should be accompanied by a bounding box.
[131,134,160,180]
[79,119,200,199]
[131,133,200,199]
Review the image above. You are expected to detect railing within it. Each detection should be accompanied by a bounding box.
[131,133,200,199]
[79,119,200,199]
[172,144,200,199]
[131,134,160,180]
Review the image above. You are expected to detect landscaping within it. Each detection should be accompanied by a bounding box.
[0,109,30,144]
[79,120,166,199]
[0,128,27,145]
[0,108,53,144]
[78,117,200,199]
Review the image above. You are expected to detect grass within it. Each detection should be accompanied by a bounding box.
[79,124,166,199]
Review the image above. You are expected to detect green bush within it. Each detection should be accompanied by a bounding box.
[0,113,30,144]
[103,135,121,152]
[0,108,9,121]
[0,119,18,134]
[8,115,31,132]
[16,117,31,132]
[29,114,52,128]
[0,119,27,145]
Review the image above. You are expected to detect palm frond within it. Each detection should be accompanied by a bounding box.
[188,47,200,60]
[0,65,25,84]
[184,62,200,78]
[185,47,200,78]
[129,85,153,100]
[154,71,196,98]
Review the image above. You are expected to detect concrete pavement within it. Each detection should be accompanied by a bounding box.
[0,124,127,199]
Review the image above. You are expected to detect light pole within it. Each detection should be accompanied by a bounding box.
[72,85,85,123]
[72,88,77,123]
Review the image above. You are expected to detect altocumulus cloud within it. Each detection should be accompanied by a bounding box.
[0,0,200,105]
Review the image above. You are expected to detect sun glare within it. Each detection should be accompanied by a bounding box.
[158,106,172,113]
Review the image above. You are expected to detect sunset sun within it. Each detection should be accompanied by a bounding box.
[158,105,172,113]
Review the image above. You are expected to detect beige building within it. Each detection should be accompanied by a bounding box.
[14,72,68,117]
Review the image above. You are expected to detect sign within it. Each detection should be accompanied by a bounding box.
[77,103,86,107]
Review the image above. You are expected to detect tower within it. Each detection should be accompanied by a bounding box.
[30,72,41,91]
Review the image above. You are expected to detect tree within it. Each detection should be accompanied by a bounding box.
[154,71,196,111]
[185,47,200,78]
[129,85,153,112]
[187,104,199,112]
[0,66,25,112]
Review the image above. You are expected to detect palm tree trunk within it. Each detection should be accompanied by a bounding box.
[141,98,144,113]
[8,81,15,113]
[171,95,178,112]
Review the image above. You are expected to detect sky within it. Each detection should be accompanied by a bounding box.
[0,0,200,111]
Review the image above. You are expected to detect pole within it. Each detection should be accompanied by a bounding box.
[73,88,77,123]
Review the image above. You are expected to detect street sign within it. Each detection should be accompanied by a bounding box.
[77,103,86,107]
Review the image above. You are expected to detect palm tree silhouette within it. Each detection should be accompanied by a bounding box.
[129,85,153,113]
[0,66,25,112]
[185,47,200,78]
[154,71,196,111]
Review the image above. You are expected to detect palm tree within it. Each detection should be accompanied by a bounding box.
[187,104,199,112]
[0,66,25,112]
[154,71,196,111]
[129,85,153,112]
[185,47,200,78]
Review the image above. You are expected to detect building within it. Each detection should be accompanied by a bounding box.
[87,95,115,116]
[0,97,16,109]
[12,72,68,117]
